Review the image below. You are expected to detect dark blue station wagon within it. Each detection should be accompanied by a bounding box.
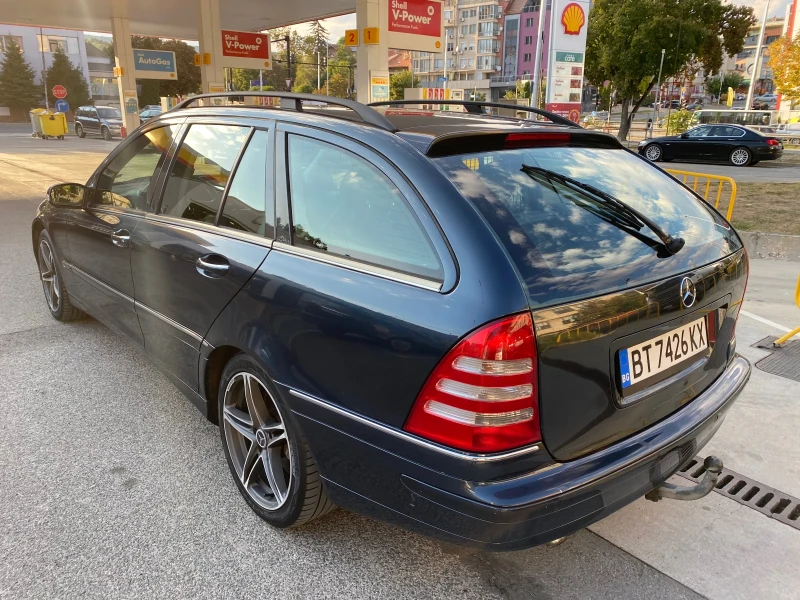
[33,93,751,550]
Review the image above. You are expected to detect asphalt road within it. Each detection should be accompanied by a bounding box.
[1,128,799,600]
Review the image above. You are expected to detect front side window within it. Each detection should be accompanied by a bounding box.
[95,125,177,210]
[287,135,442,282]
[219,130,271,237]
[159,124,249,223]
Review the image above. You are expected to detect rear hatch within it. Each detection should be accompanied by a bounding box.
[434,131,747,461]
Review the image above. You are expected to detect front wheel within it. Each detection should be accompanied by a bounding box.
[37,230,85,322]
[219,354,334,528]
[101,126,112,141]
[729,147,751,167]
[644,144,663,162]
[75,123,85,138]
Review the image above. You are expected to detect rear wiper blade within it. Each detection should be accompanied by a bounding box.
[521,165,685,255]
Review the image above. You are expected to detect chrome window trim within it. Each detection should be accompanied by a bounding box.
[142,214,274,249]
[272,241,442,292]
[288,388,540,462]
[134,300,203,343]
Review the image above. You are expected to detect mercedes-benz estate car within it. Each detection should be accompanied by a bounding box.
[32,93,751,550]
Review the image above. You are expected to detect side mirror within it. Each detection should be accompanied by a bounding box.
[48,183,86,208]
[680,133,689,139]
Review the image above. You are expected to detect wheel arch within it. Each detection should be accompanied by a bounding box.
[32,219,45,257]
[201,344,243,424]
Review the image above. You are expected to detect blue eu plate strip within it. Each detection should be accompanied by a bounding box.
[619,349,632,389]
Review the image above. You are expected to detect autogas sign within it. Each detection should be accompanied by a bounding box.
[385,0,443,52]
[221,30,272,70]
[132,49,177,80]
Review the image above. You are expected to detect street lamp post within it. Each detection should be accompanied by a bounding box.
[651,48,665,138]
[746,0,770,110]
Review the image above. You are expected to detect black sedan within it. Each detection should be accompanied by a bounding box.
[639,124,783,166]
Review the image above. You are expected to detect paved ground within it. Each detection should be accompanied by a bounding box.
[1,128,799,599]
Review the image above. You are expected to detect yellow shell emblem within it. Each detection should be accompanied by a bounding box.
[561,2,585,35]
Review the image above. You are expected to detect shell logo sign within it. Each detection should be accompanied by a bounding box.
[561,2,586,35]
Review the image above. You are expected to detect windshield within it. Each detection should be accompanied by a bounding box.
[436,147,741,307]
[97,107,122,119]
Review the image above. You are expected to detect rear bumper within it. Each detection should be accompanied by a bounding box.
[287,355,751,551]
[755,146,782,160]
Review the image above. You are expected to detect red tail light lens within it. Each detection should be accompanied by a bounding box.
[404,313,541,453]
[767,139,781,146]
[505,132,571,149]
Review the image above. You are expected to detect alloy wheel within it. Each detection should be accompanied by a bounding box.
[731,148,750,166]
[645,145,661,161]
[222,372,291,511]
[38,240,60,313]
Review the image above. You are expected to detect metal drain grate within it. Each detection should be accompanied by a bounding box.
[676,456,800,530]
[752,336,800,383]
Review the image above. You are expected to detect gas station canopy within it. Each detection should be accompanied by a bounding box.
[0,0,355,38]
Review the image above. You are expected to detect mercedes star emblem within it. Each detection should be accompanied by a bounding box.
[680,277,697,308]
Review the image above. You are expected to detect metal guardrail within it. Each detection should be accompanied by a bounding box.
[665,169,737,221]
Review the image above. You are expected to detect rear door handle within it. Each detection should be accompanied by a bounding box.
[196,254,230,278]
[111,229,131,248]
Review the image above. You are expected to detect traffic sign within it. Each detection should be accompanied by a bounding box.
[52,85,67,99]
[54,99,69,113]
[437,76,447,82]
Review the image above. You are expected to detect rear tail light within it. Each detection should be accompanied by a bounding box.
[404,313,541,453]
[505,132,571,149]
[767,139,781,146]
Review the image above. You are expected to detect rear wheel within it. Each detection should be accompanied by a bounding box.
[644,144,663,162]
[789,137,800,145]
[101,126,112,141]
[218,354,334,528]
[37,230,85,322]
[75,123,85,138]
[729,147,751,167]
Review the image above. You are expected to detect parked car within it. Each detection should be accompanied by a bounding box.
[32,93,751,550]
[639,124,783,166]
[735,93,745,101]
[775,122,800,145]
[74,106,123,140]
[684,101,703,110]
[138,106,163,121]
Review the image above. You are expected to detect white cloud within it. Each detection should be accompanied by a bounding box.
[727,0,791,20]
[290,14,357,44]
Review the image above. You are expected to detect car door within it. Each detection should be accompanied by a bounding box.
[84,107,100,135]
[671,125,713,160]
[66,123,181,345]
[708,126,743,161]
[131,120,273,390]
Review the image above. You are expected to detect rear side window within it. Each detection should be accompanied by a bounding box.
[159,124,249,223]
[436,147,741,307]
[95,125,177,211]
[219,129,271,237]
[287,135,442,282]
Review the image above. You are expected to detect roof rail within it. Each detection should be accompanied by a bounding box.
[368,99,578,127]
[171,92,398,132]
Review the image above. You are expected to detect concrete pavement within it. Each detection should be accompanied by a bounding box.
[1,126,799,599]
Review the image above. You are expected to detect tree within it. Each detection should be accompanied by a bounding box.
[389,70,419,99]
[46,48,91,109]
[768,34,800,105]
[325,72,350,98]
[706,71,744,99]
[309,21,329,58]
[0,38,42,118]
[586,0,755,140]
[231,68,263,90]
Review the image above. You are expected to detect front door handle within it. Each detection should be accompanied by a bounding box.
[111,229,131,248]
[196,254,230,278]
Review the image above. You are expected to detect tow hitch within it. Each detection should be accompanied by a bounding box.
[645,456,723,502]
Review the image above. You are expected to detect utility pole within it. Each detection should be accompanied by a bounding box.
[746,0,770,110]
[666,12,683,131]
[39,27,49,110]
[531,0,547,108]
[651,49,665,138]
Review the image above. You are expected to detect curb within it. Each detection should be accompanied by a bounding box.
[739,231,800,262]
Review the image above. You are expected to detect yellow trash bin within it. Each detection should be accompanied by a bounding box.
[29,108,47,137]
[38,111,69,139]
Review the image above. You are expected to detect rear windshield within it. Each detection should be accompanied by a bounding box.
[436,147,741,307]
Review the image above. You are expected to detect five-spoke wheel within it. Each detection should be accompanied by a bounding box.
[38,239,60,314]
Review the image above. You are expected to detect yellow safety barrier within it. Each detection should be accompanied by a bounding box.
[665,169,737,221]
[773,275,800,347]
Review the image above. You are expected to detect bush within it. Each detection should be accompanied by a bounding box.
[666,109,693,134]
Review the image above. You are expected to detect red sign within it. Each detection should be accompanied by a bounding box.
[546,103,582,124]
[221,30,269,59]
[561,2,586,36]
[389,0,442,37]
[52,85,67,99]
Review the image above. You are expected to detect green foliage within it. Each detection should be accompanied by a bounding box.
[231,68,263,91]
[389,70,419,100]
[46,48,91,109]
[294,83,314,94]
[586,0,755,138]
[666,109,693,134]
[309,21,329,57]
[706,71,744,98]
[0,38,42,114]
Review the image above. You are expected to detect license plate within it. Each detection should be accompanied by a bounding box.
[619,317,708,389]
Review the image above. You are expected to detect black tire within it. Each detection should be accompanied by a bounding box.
[101,126,112,141]
[643,143,663,162]
[729,147,751,167]
[750,159,760,166]
[218,354,334,528]
[37,230,85,322]
[789,137,799,145]
[75,123,85,138]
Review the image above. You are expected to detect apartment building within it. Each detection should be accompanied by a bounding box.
[732,17,785,94]
[411,0,509,97]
